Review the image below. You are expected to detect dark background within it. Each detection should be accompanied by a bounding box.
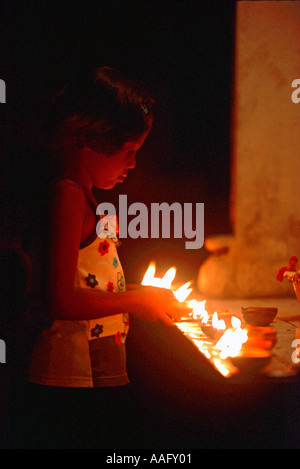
[1,0,235,285]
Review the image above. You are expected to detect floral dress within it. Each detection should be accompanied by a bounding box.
[26,180,129,388]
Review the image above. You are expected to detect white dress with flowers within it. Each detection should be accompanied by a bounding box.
[26,180,130,388]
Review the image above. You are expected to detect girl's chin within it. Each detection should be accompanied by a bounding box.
[94,179,122,190]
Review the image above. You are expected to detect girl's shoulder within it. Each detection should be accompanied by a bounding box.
[52,179,87,217]
[55,179,86,201]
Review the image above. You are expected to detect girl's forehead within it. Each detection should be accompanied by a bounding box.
[124,134,148,151]
[124,141,141,151]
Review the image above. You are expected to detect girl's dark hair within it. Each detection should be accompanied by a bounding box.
[43,66,154,155]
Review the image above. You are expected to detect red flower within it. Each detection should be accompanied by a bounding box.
[277,256,299,282]
[98,240,110,256]
[115,331,122,345]
[277,267,288,282]
[107,281,114,292]
[288,256,299,271]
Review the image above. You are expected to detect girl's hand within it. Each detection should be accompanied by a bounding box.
[130,286,188,326]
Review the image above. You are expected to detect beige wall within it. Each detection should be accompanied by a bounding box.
[198,1,300,298]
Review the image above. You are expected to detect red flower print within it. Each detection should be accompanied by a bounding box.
[85,273,98,288]
[107,281,114,292]
[98,240,110,256]
[115,331,122,345]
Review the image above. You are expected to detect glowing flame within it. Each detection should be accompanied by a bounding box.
[188,299,198,309]
[141,262,156,284]
[141,262,192,302]
[212,312,226,330]
[161,267,177,289]
[174,282,193,303]
[188,299,208,323]
[231,316,241,328]
[141,262,176,289]
[215,317,248,359]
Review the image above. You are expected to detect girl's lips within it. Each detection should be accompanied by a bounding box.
[117,172,128,182]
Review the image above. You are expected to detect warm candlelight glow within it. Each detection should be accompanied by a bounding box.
[173,282,193,303]
[215,321,248,360]
[212,312,226,330]
[188,299,208,323]
[193,340,211,359]
[141,261,192,302]
[162,267,177,289]
[231,316,242,328]
[141,262,176,289]
[141,261,250,378]
[213,358,231,377]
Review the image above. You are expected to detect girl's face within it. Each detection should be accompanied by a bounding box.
[83,130,149,190]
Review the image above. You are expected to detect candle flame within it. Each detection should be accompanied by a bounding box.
[173,282,193,303]
[231,316,241,328]
[212,312,226,330]
[141,261,192,302]
[162,267,177,289]
[141,261,156,285]
[188,299,208,323]
[141,262,176,289]
[215,319,248,360]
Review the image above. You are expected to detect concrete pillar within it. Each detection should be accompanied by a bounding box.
[198,1,300,298]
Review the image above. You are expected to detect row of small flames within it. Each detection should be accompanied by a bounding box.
[141,262,249,377]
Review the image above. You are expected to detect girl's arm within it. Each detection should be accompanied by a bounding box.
[48,183,185,325]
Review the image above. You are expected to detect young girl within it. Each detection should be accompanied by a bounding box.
[12,66,186,448]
